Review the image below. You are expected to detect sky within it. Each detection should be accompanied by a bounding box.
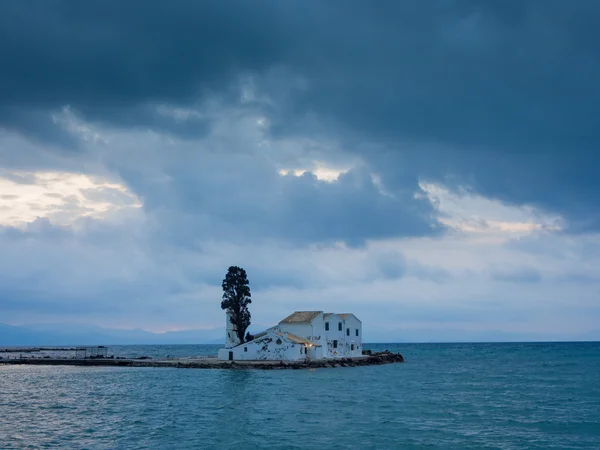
[1,1,599,342]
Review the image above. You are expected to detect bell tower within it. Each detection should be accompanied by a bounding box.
[225,311,240,348]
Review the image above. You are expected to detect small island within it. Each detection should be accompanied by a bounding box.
[0,349,404,370]
[215,266,404,366]
[1,266,404,369]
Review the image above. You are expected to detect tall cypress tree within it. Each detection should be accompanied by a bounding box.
[220,266,252,344]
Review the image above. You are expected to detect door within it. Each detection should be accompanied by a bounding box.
[228,351,233,361]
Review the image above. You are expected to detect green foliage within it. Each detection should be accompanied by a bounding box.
[221,266,252,344]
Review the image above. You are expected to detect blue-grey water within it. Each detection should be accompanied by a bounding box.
[1,342,599,449]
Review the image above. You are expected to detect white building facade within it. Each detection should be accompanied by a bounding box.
[323,313,345,357]
[217,310,363,361]
[339,313,363,357]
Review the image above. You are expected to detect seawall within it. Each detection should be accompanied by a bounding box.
[0,351,404,370]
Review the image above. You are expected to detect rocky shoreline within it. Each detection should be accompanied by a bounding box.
[1,350,404,370]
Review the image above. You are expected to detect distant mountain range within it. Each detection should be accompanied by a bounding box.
[1,322,598,347]
[0,323,225,346]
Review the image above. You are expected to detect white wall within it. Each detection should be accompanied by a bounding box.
[324,314,345,358]
[278,313,325,348]
[224,311,240,348]
[342,315,363,357]
[218,330,307,361]
[307,345,323,360]
[311,314,325,348]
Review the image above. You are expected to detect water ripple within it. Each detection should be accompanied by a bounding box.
[1,342,599,449]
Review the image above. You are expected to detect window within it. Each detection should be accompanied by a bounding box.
[338,322,342,331]
[333,340,338,348]
[300,347,303,354]
[346,328,350,336]
[356,329,359,337]
[351,344,355,351]
[244,347,247,352]
[325,322,329,331]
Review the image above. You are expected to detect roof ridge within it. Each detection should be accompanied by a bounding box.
[279,311,323,323]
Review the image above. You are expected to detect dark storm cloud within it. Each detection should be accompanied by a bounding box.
[0,1,283,128]
[274,170,438,246]
[77,104,213,140]
[0,108,81,148]
[129,165,440,248]
[2,0,600,230]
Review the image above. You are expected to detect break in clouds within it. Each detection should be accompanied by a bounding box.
[1,1,599,342]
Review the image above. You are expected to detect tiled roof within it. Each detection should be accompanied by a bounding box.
[285,332,321,347]
[279,311,322,323]
[247,326,278,342]
[252,331,268,339]
[323,313,335,318]
[338,313,361,322]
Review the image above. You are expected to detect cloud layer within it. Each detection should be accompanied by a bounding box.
[1,1,599,341]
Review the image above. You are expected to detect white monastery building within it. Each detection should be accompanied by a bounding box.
[217,311,363,361]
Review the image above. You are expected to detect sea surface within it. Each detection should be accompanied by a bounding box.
[1,342,599,449]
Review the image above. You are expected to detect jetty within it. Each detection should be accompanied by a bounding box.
[0,350,404,370]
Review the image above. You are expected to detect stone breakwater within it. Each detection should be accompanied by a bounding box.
[1,351,404,370]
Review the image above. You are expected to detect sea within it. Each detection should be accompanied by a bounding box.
[1,342,599,449]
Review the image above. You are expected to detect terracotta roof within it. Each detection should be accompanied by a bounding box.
[247,326,277,342]
[279,311,322,323]
[338,313,361,322]
[284,332,321,347]
[252,331,267,339]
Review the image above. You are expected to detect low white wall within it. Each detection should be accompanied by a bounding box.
[218,331,307,361]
